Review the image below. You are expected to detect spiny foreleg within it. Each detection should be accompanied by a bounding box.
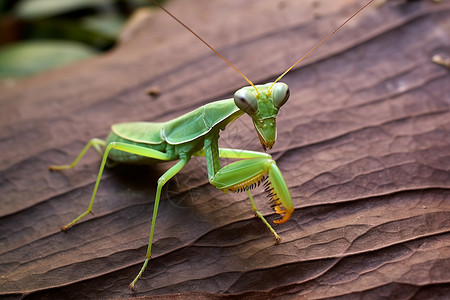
[208,150,293,242]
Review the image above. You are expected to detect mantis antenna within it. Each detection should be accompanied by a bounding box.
[151,0,258,93]
[269,0,376,91]
[152,0,375,95]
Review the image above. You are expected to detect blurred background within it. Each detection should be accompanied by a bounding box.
[0,0,166,79]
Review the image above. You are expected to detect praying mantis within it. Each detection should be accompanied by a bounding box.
[49,0,376,291]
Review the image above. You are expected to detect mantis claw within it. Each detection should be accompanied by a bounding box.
[275,235,281,244]
[213,157,293,239]
[128,282,136,291]
[61,221,76,232]
[129,256,151,291]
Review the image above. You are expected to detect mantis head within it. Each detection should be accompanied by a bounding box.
[234,82,290,151]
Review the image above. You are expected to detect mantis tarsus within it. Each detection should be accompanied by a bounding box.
[49,0,376,291]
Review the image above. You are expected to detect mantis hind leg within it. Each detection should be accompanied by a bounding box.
[59,142,173,231]
[52,140,185,290]
[49,138,106,170]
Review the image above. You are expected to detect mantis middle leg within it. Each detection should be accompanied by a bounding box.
[129,155,188,290]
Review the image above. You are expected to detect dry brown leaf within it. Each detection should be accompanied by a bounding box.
[1,0,449,299]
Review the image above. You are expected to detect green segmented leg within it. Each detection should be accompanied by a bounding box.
[52,140,188,290]
[129,156,188,291]
[195,147,292,242]
[56,142,174,231]
[247,189,281,243]
[48,138,106,171]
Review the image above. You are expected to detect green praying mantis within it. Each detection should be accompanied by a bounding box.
[49,0,376,291]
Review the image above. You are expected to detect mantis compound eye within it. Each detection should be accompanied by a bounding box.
[272,82,290,108]
[234,88,258,115]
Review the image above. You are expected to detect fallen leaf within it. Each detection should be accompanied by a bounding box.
[1,0,449,298]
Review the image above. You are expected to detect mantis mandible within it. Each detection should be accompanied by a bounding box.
[49,0,376,291]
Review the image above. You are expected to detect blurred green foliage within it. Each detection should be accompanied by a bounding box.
[0,0,164,78]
